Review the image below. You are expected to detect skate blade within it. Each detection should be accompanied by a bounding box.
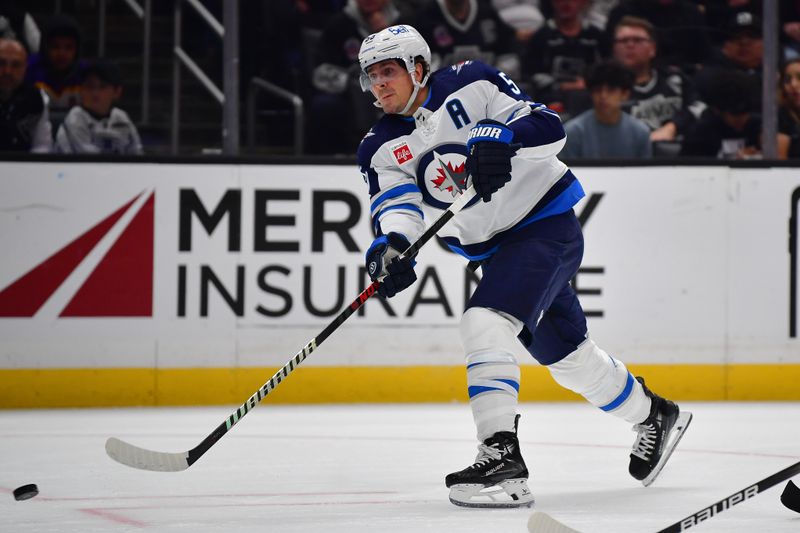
[449,478,535,508]
[642,410,693,487]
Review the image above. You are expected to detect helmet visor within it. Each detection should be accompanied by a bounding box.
[359,61,408,92]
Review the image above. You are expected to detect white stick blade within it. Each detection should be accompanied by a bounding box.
[105,437,190,472]
[528,512,583,533]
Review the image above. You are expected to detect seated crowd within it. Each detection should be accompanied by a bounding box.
[0,11,141,155]
[2,0,800,159]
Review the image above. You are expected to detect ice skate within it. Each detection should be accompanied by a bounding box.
[629,377,693,486]
[446,415,534,508]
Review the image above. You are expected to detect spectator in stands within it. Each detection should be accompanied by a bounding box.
[695,10,763,109]
[55,59,142,155]
[561,60,652,158]
[0,38,51,152]
[710,9,763,74]
[781,0,800,60]
[606,0,711,73]
[522,0,607,121]
[778,58,800,159]
[307,0,402,154]
[702,0,762,44]
[25,14,85,135]
[0,1,39,53]
[611,16,702,144]
[411,0,520,76]
[680,69,761,159]
[492,0,545,42]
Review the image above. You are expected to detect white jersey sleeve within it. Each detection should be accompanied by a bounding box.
[358,122,426,242]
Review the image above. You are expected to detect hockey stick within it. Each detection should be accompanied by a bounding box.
[106,185,478,472]
[528,460,800,533]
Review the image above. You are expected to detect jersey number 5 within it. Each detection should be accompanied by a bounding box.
[499,72,521,96]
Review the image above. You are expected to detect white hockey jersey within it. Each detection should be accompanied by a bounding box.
[357,60,584,261]
[55,106,143,155]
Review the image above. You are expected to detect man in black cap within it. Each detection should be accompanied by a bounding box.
[718,10,763,74]
[695,10,763,106]
[54,58,142,154]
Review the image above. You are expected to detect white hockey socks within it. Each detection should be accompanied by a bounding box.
[547,338,651,424]
[461,307,523,441]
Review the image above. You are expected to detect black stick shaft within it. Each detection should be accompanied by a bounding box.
[184,186,477,467]
[656,460,800,532]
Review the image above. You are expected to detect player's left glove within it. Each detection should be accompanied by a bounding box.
[365,232,417,298]
[465,119,521,202]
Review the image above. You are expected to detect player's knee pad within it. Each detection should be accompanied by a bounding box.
[461,307,523,358]
[546,338,649,422]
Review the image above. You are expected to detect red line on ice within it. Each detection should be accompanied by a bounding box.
[80,508,147,527]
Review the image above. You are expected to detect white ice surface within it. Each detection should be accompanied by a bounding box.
[1,402,799,532]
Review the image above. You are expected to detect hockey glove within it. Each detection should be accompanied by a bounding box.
[465,119,521,203]
[365,232,417,298]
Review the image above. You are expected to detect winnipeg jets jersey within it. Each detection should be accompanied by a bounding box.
[357,60,584,261]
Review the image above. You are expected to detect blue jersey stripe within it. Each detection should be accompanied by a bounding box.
[375,203,424,220]
[496,378,520,392]
[468,381,520,398]
[600,372,635,412]
[370,183,421,214]
[468,385,501,398]
[512,179,585,233]
[442,171,584,260]
[372,203,425,233]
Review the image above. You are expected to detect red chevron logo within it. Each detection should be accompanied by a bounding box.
[0,191,155,317]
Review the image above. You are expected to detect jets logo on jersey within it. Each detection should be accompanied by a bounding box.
[391,142,414,164]
[432,156,466,198]
[416,143,470,209]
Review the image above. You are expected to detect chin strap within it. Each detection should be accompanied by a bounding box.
[398,83,421,115]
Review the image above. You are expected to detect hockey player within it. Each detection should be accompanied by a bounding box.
[356,25,692,508]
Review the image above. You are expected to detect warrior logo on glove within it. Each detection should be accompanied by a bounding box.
[465,119,521,203]
[467,125,505,142]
